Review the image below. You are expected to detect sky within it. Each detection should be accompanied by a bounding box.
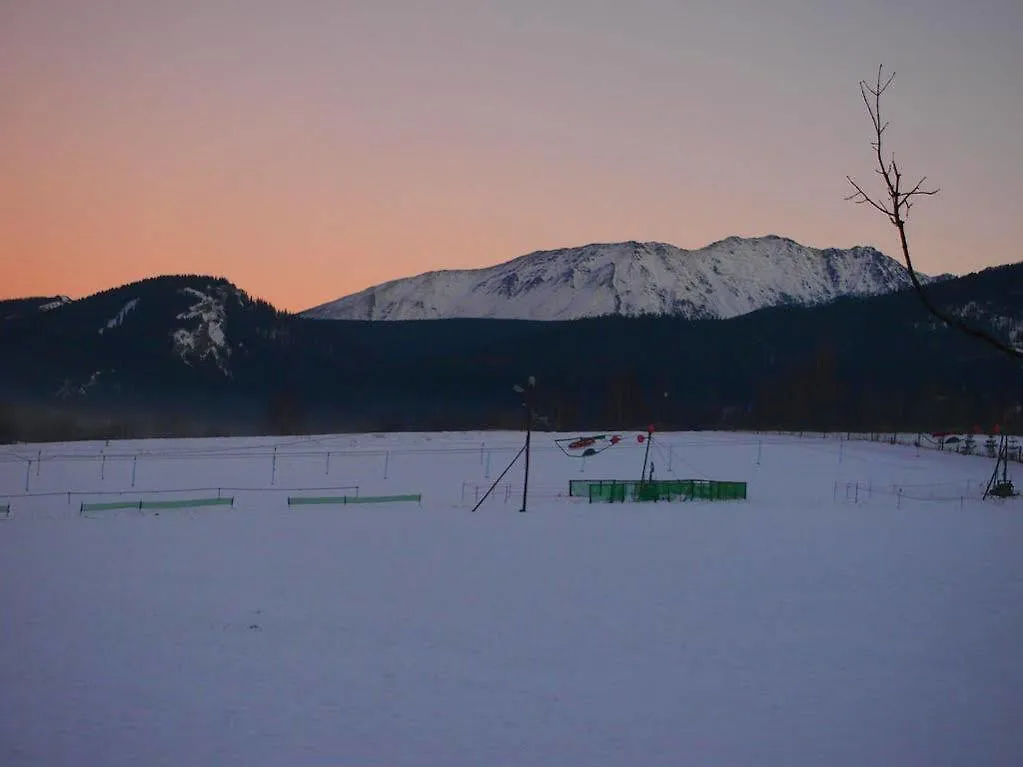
[2,0,1021,312]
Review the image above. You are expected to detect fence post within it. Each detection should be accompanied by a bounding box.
[25,460,31,492]
[756,441,762,466]
[484,451,491,479]
[383,451,390,479]
[326,451,331,475]
[272,447,278,485]
[668,444,674,472]
[37,449,42,476]
[101,454,106,481]
[131,455,137,488]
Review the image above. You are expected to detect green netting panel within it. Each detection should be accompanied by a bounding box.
[345,494,420,504]
[81,497,234,513]
[288,494,421,506]
[585,479,747,503]
[570,479,595,497]
[80,500,142,512]
[588,483,627,503]
[141,497,234,510]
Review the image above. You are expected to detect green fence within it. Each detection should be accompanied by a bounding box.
[576,479,747,503]
[80,497,234,513]
[141,497,234,510]
[288,493,421,507]
[0,503,9,518]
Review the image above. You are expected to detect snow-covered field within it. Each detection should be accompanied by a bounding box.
[1,431,1021,766]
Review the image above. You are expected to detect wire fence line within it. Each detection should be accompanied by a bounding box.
[832,478,997,509]
[0,431,825,465]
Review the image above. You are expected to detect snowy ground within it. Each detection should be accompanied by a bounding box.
[1,431,1021,767]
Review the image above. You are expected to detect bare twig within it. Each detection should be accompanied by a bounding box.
[847,65,1023,361]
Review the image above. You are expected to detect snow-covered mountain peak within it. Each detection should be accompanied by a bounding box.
[303,236,927,322]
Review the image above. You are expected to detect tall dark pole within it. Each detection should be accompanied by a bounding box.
[520,376,535,512]
[640,424,654,483]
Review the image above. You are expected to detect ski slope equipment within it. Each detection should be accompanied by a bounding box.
[574,479,748,503]
[80,497,234,513]
[287,493,421,507]
[555,434,622,458]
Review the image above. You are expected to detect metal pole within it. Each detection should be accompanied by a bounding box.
[640,427,653,483]
[520,381,534,513]
[131,455,137,488]
[272,447,277,485]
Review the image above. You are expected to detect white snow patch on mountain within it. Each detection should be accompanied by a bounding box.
[39,296,72,312]
[98,298,139,335]
[304,236,930,321]
[172,287,231,374]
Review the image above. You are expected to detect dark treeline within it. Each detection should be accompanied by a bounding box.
[1,266,1021,443]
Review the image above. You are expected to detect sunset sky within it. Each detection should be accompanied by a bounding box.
[3,1,1021,312]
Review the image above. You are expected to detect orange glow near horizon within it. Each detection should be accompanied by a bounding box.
[3,2,1021,312]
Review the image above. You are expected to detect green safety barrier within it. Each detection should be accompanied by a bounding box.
[345,494,420,505]
[80,500,142,512]
[141,497,234,510]
[288,493,421,506]
[81,497,234,513]
[580,479,747,503]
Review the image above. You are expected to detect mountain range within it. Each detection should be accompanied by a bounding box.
[303,236,938,321]
[1,238,1020,441]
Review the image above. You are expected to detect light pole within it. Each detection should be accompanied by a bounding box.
[472,375,536,513]
[514,376,536,512]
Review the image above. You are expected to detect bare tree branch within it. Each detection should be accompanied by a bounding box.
[847,65,1023,361]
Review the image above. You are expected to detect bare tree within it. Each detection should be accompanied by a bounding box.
[846,65,1023,361]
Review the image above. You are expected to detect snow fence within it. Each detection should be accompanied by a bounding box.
[571,479,747,503]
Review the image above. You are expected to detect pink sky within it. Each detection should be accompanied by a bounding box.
[3,1,1021,312]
